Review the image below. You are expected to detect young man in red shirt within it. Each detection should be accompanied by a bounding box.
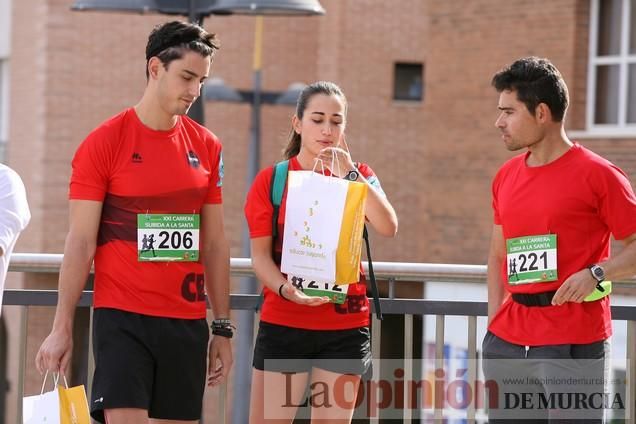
[483,57,636,422]
[35,21,233,423]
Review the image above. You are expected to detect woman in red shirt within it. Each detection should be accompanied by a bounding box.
[245,81,398,423]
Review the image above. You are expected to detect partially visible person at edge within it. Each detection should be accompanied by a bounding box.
[35,21,233,424]
[0,164,30,317]
[482,56,636,423]
[244,81,398,423]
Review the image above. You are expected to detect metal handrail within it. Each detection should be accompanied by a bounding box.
[9,253,636,285]
[8,253,489,281]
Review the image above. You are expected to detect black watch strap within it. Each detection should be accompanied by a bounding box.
[344,169,359,181]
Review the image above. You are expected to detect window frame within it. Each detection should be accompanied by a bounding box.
[582,0,636,136]
[392,62,424,103]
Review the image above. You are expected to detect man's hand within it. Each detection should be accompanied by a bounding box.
[552,268,598,305]
[35,329,73,375]
[207,335,233,387]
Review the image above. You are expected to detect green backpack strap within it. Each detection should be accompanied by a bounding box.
[270,160,289,239]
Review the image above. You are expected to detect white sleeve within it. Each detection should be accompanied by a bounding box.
[0,166,30,255]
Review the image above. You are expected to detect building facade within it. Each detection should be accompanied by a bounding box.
[3,0,636,421]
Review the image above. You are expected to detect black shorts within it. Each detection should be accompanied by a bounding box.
[252,321,372,377]
[90,308,209,423]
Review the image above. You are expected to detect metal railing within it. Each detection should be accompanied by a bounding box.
[3,253,636,423]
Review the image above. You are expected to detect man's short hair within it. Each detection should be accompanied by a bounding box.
[145,21,220,79]
[492,57,569,122]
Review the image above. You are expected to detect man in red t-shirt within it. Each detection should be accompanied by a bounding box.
[35,21,233,424]
[483,57,636,422]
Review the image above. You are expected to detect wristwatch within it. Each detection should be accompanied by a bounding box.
[588,264,606,292]
[589,264,606,283]
[344,169,359,181]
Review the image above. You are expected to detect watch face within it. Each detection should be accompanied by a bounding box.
[591,265,605,281]
[346,170,359,181]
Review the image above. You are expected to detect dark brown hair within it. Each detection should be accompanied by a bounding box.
[145,21,220,79]
[283,81,347,159]
[492,56,569,122]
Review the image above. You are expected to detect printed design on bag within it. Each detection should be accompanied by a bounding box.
[289,200,325,259]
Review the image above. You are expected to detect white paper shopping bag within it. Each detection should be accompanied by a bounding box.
[23,372,62,424]
[23,371,90,424]
[281,170,349,282]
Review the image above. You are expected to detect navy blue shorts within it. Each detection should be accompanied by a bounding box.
[90,308,209,423]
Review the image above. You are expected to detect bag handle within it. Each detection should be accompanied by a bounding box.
[312,152,343,180]
[311,158,327,176]
[39,370,69,394]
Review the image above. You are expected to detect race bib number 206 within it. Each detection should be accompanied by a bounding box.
[506,234,557,285]
[137,214,199,262]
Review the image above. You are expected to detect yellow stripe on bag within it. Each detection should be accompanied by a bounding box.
[335,181,368,285]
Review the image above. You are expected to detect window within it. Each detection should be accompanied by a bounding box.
[587,0,636,133]
[393,63,423,102]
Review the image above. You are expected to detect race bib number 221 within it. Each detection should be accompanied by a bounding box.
[506,234,557,285]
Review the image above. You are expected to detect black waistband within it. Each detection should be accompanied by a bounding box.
[511,290,557,307]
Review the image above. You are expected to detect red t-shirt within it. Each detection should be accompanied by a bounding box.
[489,143,636,345]
[245,156,384,330]
[70,108,224,319]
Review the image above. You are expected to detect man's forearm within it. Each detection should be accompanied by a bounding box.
[52,236,95,332]
[487,256,506,325]
[602,237,636,282]
[203,240,231,319]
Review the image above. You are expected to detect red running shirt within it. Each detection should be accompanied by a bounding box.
[70,108,224,319]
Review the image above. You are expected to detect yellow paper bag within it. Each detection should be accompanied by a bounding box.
[58,383,91,424]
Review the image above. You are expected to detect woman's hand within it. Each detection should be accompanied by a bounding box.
[317,146,356,177]
[279,282,330,306]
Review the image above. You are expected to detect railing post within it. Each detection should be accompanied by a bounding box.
[403,314,413,421]
[627,320,636,423]
[467,315,477,423]
[219,382,227,423]
[370,313,382,424]
[434,315,445,421]
[17,306,27,424]
[388,277,395,299]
